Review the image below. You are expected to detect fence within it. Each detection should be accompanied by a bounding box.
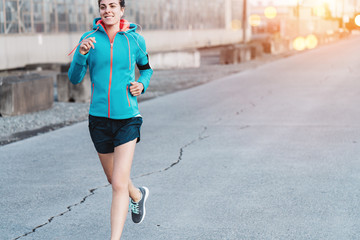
[0,0,246,34]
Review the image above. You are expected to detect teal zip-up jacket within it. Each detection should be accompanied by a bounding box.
[68,18,153,119]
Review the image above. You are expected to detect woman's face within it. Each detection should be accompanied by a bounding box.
[99,0,124,28]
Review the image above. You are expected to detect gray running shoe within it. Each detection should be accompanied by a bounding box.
[131,187,149,224]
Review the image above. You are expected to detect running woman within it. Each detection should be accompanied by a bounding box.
[68,0,152,239]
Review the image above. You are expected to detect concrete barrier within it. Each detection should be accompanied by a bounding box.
[249,43,264,59]
[0,74,53,116]
[220,44,252,64]
[57,65,91,103]
[220,46,237,65]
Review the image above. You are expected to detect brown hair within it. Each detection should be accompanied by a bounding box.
[98,0,125,8]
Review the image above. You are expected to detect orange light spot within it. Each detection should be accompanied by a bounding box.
[264,6,277,19]
[355,15,360,27]
[293,37,306,51]
[249,14,261,27]
[305,34,318,49]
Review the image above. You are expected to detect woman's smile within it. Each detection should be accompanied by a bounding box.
[99,0,124,27]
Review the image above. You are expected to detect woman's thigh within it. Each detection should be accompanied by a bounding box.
[112,139,137,187]
[98,152,114,183]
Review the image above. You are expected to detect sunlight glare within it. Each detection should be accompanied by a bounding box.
[305,34,318,49]
[264,7,277,19]
[293,37,306,51]
[249,14,261,27]
[355,15,360,27]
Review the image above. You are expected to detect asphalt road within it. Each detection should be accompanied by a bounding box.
[1,35,360,240]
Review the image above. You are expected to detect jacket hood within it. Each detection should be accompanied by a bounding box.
[93,17,137,33]
[67,18,138,56]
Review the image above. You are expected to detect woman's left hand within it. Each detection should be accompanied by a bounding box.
[129,82,144,96]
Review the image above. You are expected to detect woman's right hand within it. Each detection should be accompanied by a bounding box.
[79,37,96,55]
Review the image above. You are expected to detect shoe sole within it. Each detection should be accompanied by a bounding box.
[138,186,149,224]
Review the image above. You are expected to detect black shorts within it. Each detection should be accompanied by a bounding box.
[88,115,143,154]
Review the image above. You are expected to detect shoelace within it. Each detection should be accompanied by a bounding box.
[131,201,140,214]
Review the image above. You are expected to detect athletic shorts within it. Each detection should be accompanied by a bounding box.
[88,115,143,154]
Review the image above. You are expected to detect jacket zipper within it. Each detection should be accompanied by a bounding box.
[104,29,128,118]
[108,42,113,118]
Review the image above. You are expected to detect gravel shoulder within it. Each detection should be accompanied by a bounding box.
[0,49,292,146]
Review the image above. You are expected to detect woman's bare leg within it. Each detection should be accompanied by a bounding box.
[97,140,142,239]
[110,139,137,240]
[98,152,114,184]
[99,150,141,201]
[128,180,141,202]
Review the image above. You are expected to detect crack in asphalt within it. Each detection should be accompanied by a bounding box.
[134,126,209,179]
[13,184,109,240]
[13,127,208,239]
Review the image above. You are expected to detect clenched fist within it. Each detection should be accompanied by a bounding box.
[130,82,144,96]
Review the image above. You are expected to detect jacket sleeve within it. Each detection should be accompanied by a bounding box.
[68,36,89,85]
[135,35,153,94]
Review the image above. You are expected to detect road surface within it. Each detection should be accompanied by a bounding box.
[1,35,360,239]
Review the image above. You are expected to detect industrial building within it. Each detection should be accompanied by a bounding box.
[0,0,250,70]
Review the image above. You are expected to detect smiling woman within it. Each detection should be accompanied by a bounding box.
[97,0,124,36]
[68,0,153,239]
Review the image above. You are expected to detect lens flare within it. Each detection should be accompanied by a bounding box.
[293,37,306,51]
[305,34,318,49]
[355,15,360,27]
[249,14,261,27]
[264,6,277,19]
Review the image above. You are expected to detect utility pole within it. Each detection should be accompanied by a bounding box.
[243,0,247,43]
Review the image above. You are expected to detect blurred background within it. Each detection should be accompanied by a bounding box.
[0,0,360,118]
[0,0,359,70]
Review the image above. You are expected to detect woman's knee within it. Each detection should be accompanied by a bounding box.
[111,178,129,193]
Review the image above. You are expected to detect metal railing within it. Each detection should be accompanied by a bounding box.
[0,0,245,34]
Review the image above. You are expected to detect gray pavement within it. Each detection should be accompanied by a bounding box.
[1,35,360,240]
